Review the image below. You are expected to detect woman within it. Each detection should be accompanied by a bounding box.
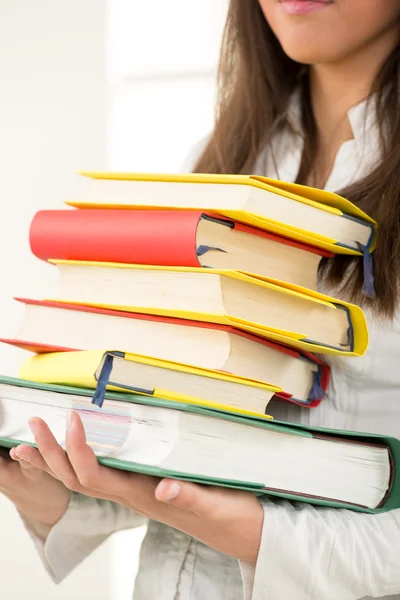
[1,1,400,598]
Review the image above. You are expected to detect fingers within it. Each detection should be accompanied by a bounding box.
[64,411,120,492]
[10,445,58,479]
[65,412,174,515]
[28,411,175,517]
[64,411,149,504]
[0,447,48,490]
[29,412,136,505]
[28,417,84,492]
[155,479,223,519]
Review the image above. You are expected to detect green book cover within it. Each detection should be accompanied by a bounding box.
[0,375,398,514]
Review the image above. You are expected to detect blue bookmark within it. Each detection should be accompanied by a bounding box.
[92,353,114,408]
[308,367,324,401]
[357,242,375,298]
[197,245,227,257]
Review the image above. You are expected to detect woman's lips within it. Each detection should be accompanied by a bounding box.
[279,1,333,16]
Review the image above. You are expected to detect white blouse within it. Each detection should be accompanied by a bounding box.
[29,94,400,600]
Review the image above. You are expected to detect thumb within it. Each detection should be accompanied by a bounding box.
[155,479,219,519]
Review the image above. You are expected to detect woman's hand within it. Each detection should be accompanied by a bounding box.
[22,411,263,563]
[0,446,71,540]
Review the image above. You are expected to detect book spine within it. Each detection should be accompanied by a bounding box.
[29,209,203,266]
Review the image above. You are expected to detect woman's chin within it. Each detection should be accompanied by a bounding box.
[277,38,344,65]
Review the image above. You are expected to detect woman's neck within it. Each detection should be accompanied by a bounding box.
[308,27,399,188]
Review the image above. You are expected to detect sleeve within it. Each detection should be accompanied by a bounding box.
[23,492,147,584]
[239,498,400,600]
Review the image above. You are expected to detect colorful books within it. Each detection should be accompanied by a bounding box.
[30,209,331,290]
[0,377,397,512]
[1,171,387,509]
[49,260,368,354]
[68,172,377,255]
[1,299,329,406]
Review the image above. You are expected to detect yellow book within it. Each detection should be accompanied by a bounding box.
[49,261,368,356]
[20,350,282,419]
[67,172,377,256]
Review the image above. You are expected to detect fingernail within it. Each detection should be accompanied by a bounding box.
[10,452,24,463]
[28,418,39,436]
[10,448,25,461]
[159,481,181,502]
[67,411,76,430]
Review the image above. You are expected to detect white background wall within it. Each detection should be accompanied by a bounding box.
[0,1,110,598]
[106,0,228,173]
[0,0,227,598]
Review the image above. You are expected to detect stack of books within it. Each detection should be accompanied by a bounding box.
[0,172,398,513]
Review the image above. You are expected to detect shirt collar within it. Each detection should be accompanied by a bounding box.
[285,87,378,150]
[253,88,381,190]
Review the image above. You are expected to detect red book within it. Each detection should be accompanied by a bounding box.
[29,210,332,290]
[2,298,329,408]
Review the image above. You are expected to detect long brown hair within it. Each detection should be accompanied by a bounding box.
[194,0,400,317]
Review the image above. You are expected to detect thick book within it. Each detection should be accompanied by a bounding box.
[29,209,331,291]
[67,172,377,256]
[48,260,368,355]
[20,349,282,418]
[0,376,398,513]
[1,298,329,407]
